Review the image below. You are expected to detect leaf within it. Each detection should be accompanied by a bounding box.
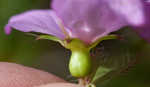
[92,66,113,83]
[91,39,137,84]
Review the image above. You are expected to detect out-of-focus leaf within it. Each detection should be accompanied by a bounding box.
[92,66,113,83]
[91,28,139,85]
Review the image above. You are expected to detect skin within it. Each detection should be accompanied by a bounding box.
[38,83,81,87]
[0,62,80,87]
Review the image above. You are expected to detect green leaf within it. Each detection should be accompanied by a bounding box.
[91,39,137,84]
[92,67,113,83]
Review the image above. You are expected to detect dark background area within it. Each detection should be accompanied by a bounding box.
[0,0,150,87]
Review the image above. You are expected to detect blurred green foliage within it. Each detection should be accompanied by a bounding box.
[0,0,150,87]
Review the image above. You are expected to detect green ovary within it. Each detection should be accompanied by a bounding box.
[69,50,92,77]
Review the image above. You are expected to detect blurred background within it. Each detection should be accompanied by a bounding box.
[0,0,150,87]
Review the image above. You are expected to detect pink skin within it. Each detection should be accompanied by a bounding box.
[0,62,79,87]
[37,83,81,87]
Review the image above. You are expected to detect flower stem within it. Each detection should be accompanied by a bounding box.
[78,78,86,86]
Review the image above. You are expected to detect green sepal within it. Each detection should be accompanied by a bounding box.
[89,35,119,50]
[37,35,64,46]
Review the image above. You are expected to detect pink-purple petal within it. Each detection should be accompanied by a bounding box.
[107,0,144,26]
[131,1,150,43]
[105,0,150,42]
[107,0,150,42]
[52,0,150,43]
[52,0,128,43]
[4,24,12,35]
[6,0,150,43]
[5,10,65,39]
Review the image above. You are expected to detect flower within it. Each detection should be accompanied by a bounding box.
[5,0,150,44]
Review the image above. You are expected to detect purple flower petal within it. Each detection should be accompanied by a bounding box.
[5,24,12,35]
[107,0,144,26]
[5,10,65,39]
[52,0,128,43]
[107,0,150,42]
[52,0,148,44]
[131,1,150,43]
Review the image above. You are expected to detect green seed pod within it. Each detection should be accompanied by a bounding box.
[69,50,92,77]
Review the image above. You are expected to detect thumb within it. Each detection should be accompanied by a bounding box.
[0,62,65,87]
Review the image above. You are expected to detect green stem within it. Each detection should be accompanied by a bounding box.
[79,78,86,86]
